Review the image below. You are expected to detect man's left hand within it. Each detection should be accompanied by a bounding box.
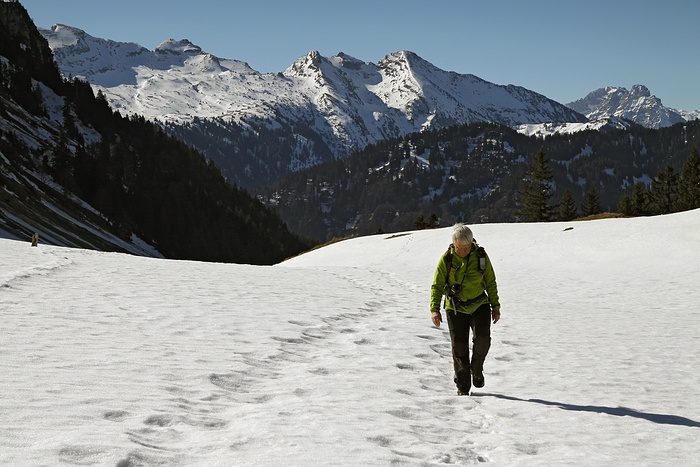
[492,308,501,324]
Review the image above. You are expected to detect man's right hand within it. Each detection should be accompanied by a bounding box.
[431,311,442,327]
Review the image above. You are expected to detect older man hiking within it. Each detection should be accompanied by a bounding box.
[430,223,501,396]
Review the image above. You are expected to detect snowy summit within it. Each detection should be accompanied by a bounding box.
[2,210,700,465]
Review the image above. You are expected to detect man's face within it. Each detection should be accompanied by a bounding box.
[454,241,472,258]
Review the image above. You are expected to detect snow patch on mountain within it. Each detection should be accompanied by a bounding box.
[515,117,636,138]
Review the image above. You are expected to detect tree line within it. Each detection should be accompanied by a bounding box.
[255,120,699,241]
[518,146,700,222]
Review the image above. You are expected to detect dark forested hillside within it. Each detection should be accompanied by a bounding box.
[255,121,700,241]
[0,2,314,264]
[163,117,335,190]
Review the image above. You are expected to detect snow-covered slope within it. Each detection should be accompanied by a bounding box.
[2,210,699,465]
[0,83,162,256]
[40,25,586,156]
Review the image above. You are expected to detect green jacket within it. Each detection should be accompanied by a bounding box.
[430,242,500,315]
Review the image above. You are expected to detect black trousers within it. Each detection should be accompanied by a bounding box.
[446,303,492,392]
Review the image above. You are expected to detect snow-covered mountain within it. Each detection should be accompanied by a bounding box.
[566,85,690,129]
[516,84,700,138]
[39,24,700,189]
[40,24,586,158]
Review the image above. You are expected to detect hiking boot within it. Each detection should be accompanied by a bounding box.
[457,389,470,396]
[472,373,485,388]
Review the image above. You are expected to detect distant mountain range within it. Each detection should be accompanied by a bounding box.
[39,24,700,187]
[42,26,700,129]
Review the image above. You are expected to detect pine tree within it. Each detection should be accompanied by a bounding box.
[676,147,700,211]
[581,185,603,217]
[558,189,578,221]
[413,214,427,229]
[649,164,678,214]
[518,147,556,222]
[629,183,651,216]
[618,192,633,217]
[428,212,438,228]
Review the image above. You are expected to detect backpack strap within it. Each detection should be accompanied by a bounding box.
[475,243,486,274]
[442,244,454,309]
[443,243,454,277]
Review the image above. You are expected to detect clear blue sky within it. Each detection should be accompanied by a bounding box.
[19,0,700,111]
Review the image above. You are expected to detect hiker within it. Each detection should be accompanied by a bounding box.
[430,223,501,396]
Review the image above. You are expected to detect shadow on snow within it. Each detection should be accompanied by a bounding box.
[474,393,700,428]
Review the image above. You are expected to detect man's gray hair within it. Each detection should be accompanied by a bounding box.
[452,223,473,244]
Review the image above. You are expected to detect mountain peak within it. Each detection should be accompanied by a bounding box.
[566,84,684,129]
[377,50,442,78]
[630,84,651,98]
[333,52,365,70]
[381,50,424,65]
[155,39,202,55]
[385,50,419,60]
[47,23,85,43]
[284,50,329,77]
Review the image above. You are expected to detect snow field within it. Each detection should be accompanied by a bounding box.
[2,210,700,465]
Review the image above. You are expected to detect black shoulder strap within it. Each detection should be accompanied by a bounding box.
[443,243,453,278]
[442,244,454,309]
[474,241,486,274]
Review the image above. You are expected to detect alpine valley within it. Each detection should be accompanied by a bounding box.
[0,3,314,262]
[4,6,699,248]
[39,24,700,242]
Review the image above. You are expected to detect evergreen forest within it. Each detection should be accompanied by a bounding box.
[255,122,700,241]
